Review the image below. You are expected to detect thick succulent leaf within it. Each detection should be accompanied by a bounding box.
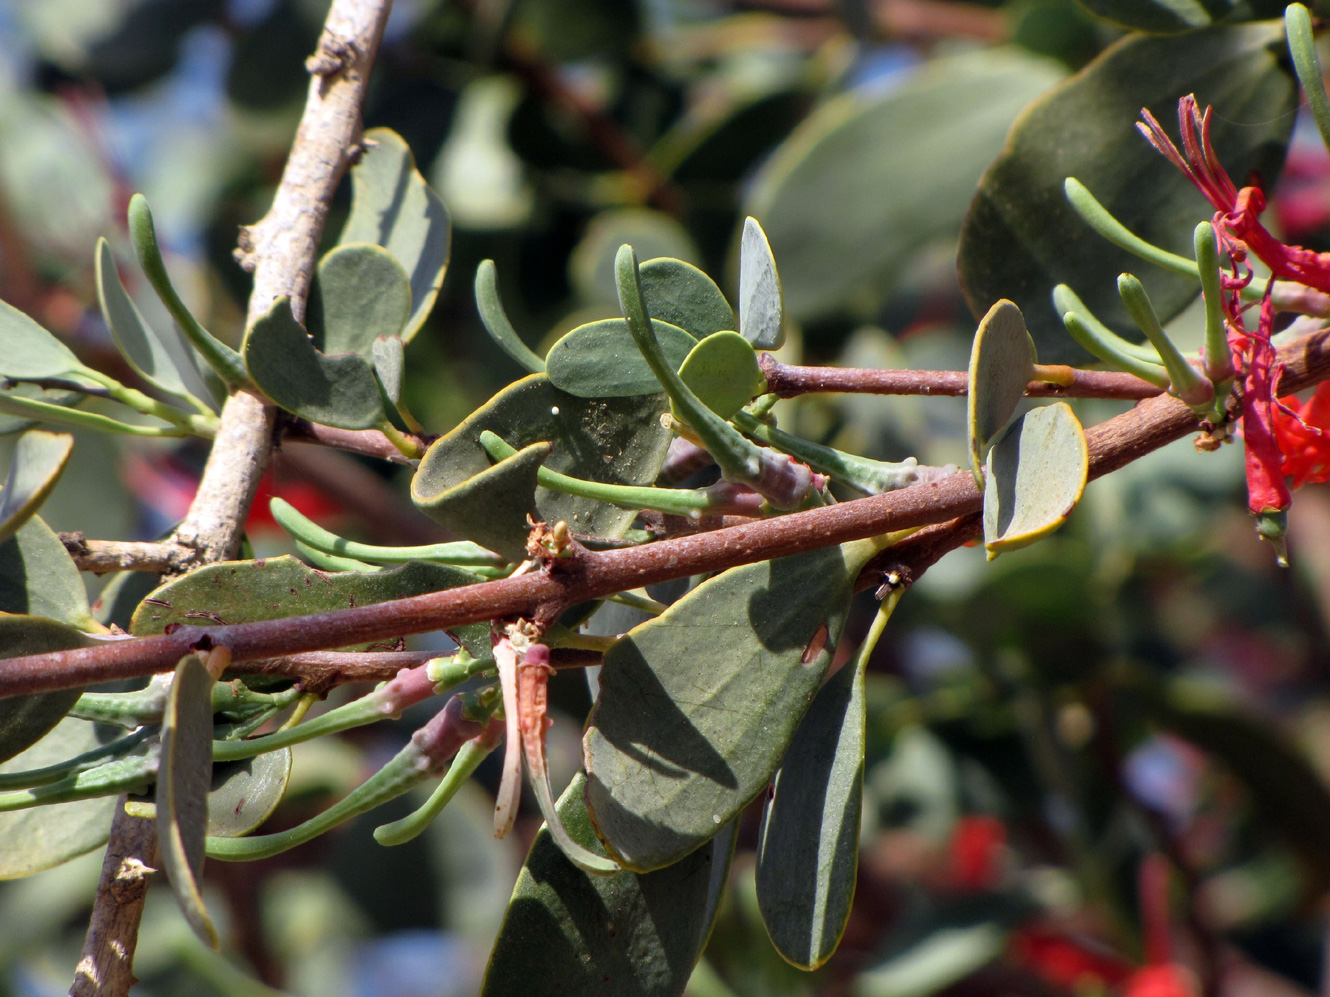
[0,716,118,878]
[676,332,765,421]
[757,651,865,969]
[95,237,198,407]
[0,513,96,631]
[1073,0,1285,35]
[747,50,1064,326]
[414,440,549,561]
[983,402,1088,557]
[584,539,882,871]
[967,300,1036,487]
[638,258,734,339]
[243,297,387,430]
[959,22,1297,362]
[372,335,405,405]
[0,297,92,381]
[412,374,672,554]
[130,555,488,657]
[0,430,73,544]
[307,243,412,357]
[339,127,451,341]
[482,773,736,997]
[207,748,293,837]
[0,616,91,763]
[546,319,697,398]
[738,218,785,349]
[157,654,219,948]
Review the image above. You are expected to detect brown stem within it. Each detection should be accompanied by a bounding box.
[60,534,196,576]
[14,327,1330,699]
[280,417,427,464]
[759,354,1165,400]
[71,2,393,993]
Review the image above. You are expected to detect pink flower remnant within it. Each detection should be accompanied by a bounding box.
[1139,95,1330,555]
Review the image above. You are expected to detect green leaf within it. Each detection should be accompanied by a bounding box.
[967,300,1036,489]
[474,260,546,374]
[756,650,864,969]
[570,209,701,307]
[545,318,697,398]
[307,243,412,357]
[738,218,785,349]
[157,653,219,948]
[983,401,1088,557]
[411,374,672,557]
[414,439,550,562]
[0,430,73,544]
[372,335,405,405]
[0,716,118,878]
[1073,0,1283,35]
[638,258,734,340]
[95,237,201,410]
[958,22,1297,363]
[129,555,489,658]
[584,539,883,871]
[0,513,95,630]
[0,297,91,381]
[0,616,92,763]
[340,128,451,341]
[204,755,293,840]
[243,297,388,430]
[677,332,765,421]
[482,773,736,997]
[747,50,1064,327]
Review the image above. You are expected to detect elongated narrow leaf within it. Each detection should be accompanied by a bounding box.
[958,22,1297,361]
[0,297,91,381]
[738,218,784,349]
[243,297,387,430]
[545,319,697,398]
[0,716,118,878]
[412,374,671,556]
[307,243,412,357]
[158,654,219,947]
[130,555,488,657]
[0,616,92,763]
[0,513,96,631]
[95,238,199,408]
[584,539,882,871]
[983,402,1088,557]
[756,654,866,969]
[482,773,736,997]
[340,128,451,341]
[967,300,1036,488]
[0,430,73,544]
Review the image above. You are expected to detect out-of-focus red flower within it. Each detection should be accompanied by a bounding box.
[1009,926,1134,989]
[946,814,1006,891]
[1273,380,1330,488]
[1120,964,1198,997]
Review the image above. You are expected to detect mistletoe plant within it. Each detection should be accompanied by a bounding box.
[5,1,1330,995]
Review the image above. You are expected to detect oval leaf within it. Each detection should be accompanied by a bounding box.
[340,128,451,341]
[677,331,765,421]
[0,429,73,545]
[207,748,293,837]
[639,257,734,340]
[307,243,412,357]
[738,217,785,349]
[748,50,1064,327]
[546,318,697,398]
[0,513,96,631]
[243,297,387,430]
[412,374,671,555]
[756,650,865,969]
[967,300,1036,488]
[482,772,736,997]
[0,616,91,763]
[157,653,219,948]
[0,297,90,381]
[958,22,1297,362]
[0,716,117,878]
[983,401,1088,557]
[583,539,882,871]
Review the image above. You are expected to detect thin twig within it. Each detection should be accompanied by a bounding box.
[760,354,1165,400]
[71,2,393,993]
[60,534,195,576]
[14,328,1330,700]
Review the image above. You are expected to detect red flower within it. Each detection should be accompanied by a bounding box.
[947,814,1006,891]
[1120,964,1197,997]
[1274,380,1330,488]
